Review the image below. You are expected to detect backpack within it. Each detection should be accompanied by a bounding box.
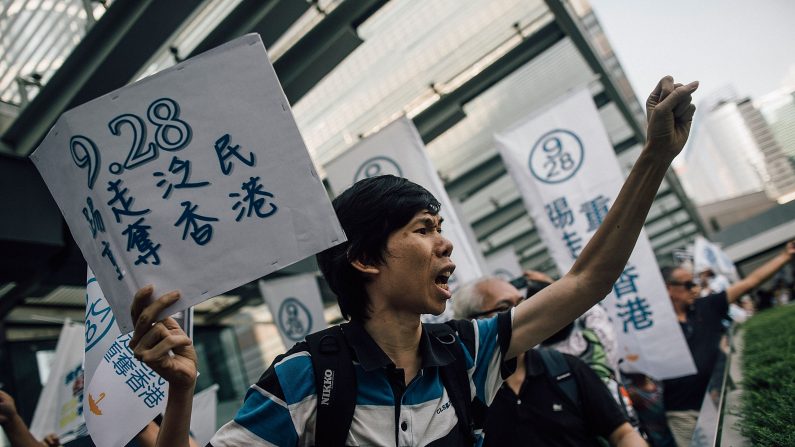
[575,325,640,429]
[536,348,580,409]
[306,315,509,447]
[536,348,611,447]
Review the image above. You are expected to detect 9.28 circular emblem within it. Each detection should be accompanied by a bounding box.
[354,156,403,182]
[528,129,584,184]
[278,298,313,342]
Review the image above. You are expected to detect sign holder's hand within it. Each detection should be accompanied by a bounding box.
[0,390,19,426]
[130,286,198,392]
[0,389,46,447]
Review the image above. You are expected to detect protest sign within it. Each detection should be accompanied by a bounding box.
[694,235,739,283]
[190,384,219,447]
[30,321,86,443]
[324,116,484,291]
[84,268,173,447]
[259,274,327,348]
[485,247,524,282]
[496,88,696,379]
[30,34,345,333]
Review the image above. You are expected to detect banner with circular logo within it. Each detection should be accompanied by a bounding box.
[259,273,327,348]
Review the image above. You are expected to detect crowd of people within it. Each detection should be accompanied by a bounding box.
[1,75,792,447]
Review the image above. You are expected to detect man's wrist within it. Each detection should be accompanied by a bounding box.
[1,414,27,433]
[169,377,197,396]
[641,142,678,164]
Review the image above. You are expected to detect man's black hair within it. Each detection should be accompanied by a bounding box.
[660,266,678,284]
[316,175,441,321]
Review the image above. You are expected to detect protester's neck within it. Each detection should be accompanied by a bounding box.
[673,302,689,321]
[363,310,422,370]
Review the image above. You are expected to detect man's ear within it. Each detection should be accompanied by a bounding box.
[351,259,380,275]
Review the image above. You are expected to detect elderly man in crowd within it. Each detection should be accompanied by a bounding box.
[452,276,646,447]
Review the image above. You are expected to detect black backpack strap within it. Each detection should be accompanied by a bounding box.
[537,348,580,413]
[306,324,356,447]
[426,322,477,445]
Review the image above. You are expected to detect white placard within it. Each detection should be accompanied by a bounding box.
[190,384,219,447]
[694,236,739,282]
[30,321,86,443]
[84,268,170,447]
[485,247,524,282]
[324,116,484,291]
[30,34,345,333]
[259,274,327,348]
[496,88,696,380]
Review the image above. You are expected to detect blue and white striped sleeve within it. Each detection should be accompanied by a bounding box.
[463,309,515,406]
[209,343,317,447]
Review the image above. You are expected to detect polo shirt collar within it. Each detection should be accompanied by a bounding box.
[342,320,456,372]
[524,349,546,377]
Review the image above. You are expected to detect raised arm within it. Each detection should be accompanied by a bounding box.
[725,240,794,304]
[129,287,198,447]
[508,76,699,359]
[0,390,47,447]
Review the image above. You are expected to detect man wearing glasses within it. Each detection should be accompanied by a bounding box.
[661,240,795,446]
[452,276,646,447]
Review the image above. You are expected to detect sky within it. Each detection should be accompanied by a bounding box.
[588,0,795,103]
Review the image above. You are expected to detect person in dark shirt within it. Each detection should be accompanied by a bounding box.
[661,240,794,446]
[453,277,647,447]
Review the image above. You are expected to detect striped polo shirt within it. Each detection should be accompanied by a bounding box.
[209,312,514,446]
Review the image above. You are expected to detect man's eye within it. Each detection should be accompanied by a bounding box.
[416,228,428,235]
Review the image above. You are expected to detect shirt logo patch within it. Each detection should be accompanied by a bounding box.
[552,403,563,412]
[436,401,452,415]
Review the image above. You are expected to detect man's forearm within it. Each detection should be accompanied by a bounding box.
[156,384,195,447]
[508,148,674,357]
[2,416,45,447]
[727,250,791,303]
[610,422,648,447]
[570,148,673,296]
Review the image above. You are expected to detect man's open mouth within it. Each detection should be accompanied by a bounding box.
[435,271,451,291]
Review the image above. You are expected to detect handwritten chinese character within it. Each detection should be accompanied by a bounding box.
[174,201,219,246]
[562,230,583,259]
[121,218,161,265]
[153,156,210,199]
[215,134,255,175]
[616,297,654,332]
[545,197,574,229]
[106,179,149,223]
[229,176,278,222]
[100,241,125,280]
[580,195,611,232]
[613,265,640,299]
[82,197,105,238]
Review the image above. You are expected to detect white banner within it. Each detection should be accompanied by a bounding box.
[495,88,696,380]
[485,247,524,282]
[84,268,171,447]
[31,34,345,333]
[259,274,327,348]
[190,384,219,447]
[30,321,86,443]
[324,116,484,292]
[693,236,739,282]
